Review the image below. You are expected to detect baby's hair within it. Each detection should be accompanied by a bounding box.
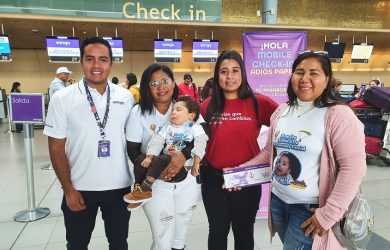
[278,151,300,180]
[177,96,200,121]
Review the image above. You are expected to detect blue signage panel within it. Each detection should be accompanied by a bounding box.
[192,39,219,62]
[46,36,81,62]
[154,39,182,63]
[0,35,12,61]
[10,93,45,124]
[350,43,374,64]
[102,37,124,62]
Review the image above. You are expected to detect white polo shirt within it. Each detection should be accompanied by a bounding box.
[44,79,135,191]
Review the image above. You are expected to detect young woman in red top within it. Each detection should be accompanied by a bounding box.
[201,50,278,250]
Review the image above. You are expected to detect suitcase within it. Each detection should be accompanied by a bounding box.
[354,107,382,119]
[349,99,372,109]
[363,87,390,112]
[365,136,383,156]
[360,118,387,138]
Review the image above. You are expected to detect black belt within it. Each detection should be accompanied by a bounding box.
[204,161,223,176]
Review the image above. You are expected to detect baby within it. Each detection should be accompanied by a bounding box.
[124,96,208,211]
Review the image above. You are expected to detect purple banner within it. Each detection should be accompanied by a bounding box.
[46,37,80,48]
[193,41,219,50]
[10,94,44,123]
[154,40,182,50]
[243,32,307,104]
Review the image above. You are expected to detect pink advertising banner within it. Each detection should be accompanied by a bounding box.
[243,31,307,104]
[243,32,307,218]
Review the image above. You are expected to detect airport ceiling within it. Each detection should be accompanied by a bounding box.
[2,14,390,54]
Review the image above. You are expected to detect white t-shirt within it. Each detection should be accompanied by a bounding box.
[159,122,205,166]
[44,80,135,191]
[271,105,327,204]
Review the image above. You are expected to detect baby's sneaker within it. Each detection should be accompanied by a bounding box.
[123,184,152,203]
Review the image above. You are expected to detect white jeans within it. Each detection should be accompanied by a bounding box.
[143,172,201,250]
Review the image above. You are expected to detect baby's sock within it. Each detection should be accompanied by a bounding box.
[141,178,153,192]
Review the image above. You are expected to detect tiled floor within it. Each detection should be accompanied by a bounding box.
[1,122,389,250]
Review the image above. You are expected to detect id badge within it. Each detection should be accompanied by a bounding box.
[98,140,111,158]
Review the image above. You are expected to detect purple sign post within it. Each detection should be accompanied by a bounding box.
[243,32,307,219]
[10,93,50,222]
[10,93,45,124]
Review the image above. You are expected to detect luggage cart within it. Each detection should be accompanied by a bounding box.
[351,102,390,165]
[378,113,390,165]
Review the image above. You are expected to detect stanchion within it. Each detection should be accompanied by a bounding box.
[14,124,50,222]
[5,96,12,134]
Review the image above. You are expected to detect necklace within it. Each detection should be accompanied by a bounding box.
[296,107,316,118]
[295,99,315,118]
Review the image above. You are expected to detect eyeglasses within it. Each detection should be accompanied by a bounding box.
[149,78,172,88]
[298,50,329,56]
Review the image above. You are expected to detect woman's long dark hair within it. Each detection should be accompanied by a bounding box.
[201,78,213,101]
[287,52,341,107]
[138,64,178,115]
[205,50,260,126]
[11,82,21,93]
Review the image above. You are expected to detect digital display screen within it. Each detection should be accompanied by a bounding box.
[351,43,374,64]
[154,39,182,63]
[340,84,357,93]
[0,35,12,61]
[46,36,81,62]
[102,37,123,63]
[324,42,345,63]
[192,39,219,62]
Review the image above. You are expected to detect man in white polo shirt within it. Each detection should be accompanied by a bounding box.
[44,37,134,250]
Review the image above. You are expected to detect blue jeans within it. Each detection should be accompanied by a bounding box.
[270,193,318,250]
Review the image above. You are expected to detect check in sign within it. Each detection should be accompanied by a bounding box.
[10,93,45,124]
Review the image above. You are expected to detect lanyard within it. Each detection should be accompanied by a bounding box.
[83,79,111,139]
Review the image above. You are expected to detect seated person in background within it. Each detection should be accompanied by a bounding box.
[331,77,343,100]
[123,96,208,211]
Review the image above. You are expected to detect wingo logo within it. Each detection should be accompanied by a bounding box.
[200,43,212,48]
[162,43,175,47]
[13,98,30,104]
[56,41,71,46]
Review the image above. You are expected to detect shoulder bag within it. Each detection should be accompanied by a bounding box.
[328,148,374,249]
